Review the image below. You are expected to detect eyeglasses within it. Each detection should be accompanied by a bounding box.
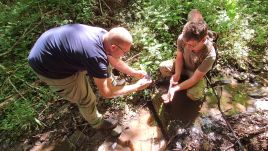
[113,44,127,54]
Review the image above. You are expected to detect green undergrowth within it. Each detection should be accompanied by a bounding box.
[120,0,267,107]
[126,0,267,75]
[0,0,96,144]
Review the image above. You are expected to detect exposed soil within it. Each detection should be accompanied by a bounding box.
[2,97,165,151]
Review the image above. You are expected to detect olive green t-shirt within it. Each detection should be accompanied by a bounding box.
[177,34,216,76]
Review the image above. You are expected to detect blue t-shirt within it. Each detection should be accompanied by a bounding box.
[28,24,110,79]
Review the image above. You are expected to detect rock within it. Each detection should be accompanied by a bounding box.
[248,87,268,99]
[254,100,268,111]
[249,93,266,99]
[159,59,174,77]
[246,106,256,112]
[234,73,248,82]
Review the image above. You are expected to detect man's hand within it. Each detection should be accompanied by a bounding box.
[167,87,177,102]
[170,74,179,86]
[133,70,147,79]
[161,85,178,103]
[135,76,152,91]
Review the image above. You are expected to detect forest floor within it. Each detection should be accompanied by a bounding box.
[2,65,267,151]
[6,43,267,150]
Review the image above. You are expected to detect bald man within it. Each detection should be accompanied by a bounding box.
[28,24,152,130]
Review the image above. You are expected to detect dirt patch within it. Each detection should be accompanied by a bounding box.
[8,102,165,151]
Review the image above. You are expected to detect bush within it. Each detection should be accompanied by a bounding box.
[0,0,95,143]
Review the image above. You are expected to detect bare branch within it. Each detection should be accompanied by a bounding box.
[8,77,27,101]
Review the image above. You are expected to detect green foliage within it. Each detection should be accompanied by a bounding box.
[129,0,267,75]
[128,0,186,77]
[225,84,249,106]
[186,0,267,68]
[0,0,95,60]
[239,0,268,47]
[0,0,95,143]
[0,99,37,143]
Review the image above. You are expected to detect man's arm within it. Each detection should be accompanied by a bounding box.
[172,50,183,82]
[108,55,145,79]
[170,39,184,85]
[94,77,151,98]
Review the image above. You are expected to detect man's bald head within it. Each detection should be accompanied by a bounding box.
[107,27,133,45]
